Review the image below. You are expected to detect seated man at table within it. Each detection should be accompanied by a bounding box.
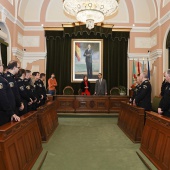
[158,69,170,117]
[133,72,152,111]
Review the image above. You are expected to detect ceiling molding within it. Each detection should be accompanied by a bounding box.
[128,49,162,60]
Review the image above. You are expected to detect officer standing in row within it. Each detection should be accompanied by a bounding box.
[4,61,24,114]
[133,72,152,111]
[16,69,33,115]
[158,69,170,117]
[131,74,141,103]
[0,61,20,126]
[34,72,47,106]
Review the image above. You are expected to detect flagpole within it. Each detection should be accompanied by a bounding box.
[147,51,150,80]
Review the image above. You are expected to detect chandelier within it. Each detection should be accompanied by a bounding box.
[63,0,119,30]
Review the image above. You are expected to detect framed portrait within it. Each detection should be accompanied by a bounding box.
[71,39,103,82]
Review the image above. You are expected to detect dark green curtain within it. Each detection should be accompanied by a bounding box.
[1,43,7,66]
[45,26,129,94]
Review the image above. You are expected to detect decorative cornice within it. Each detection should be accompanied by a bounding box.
[12,47,24,58]
[150,49,162,61]
[128,49,162,61]
[0,3,170,33]
[24,26,44,31]
[23,52,46,58]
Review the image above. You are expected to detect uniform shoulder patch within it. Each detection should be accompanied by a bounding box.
[143,85,147,89]
[20,86,24,91]
[9,82,14,87]
[26,85,30,90]
[0,83,3,89]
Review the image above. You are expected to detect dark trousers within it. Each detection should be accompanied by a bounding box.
[0,112,10,126]
[86,62,92,78]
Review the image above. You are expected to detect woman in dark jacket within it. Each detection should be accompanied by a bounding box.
[80,75,91,95]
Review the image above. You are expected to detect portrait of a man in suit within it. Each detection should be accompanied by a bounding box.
[94,73,107,95]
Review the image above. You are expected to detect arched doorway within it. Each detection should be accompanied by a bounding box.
[0,22,11,66]
[166,30,170,68]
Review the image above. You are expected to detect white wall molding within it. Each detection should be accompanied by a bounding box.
[131,27,150,33]
[22,52,46,68]
[128,49,162,61]
[12,47,46,68]
[12,47,24,58]
[0,30,7,40]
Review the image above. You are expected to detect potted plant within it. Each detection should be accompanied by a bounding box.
[118,86,126,96]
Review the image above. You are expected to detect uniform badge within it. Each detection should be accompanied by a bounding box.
[26,86,30,90]
[39,84,42,87]
[20,86,24,91]
[143,85,147,89]
[7,74,10,77]
[0,83,3,89]
[9,82,14,87]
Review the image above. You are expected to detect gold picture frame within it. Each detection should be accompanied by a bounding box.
[71,39,103,83]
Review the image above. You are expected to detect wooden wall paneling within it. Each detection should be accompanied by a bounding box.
[0,112,42,170]
[37,101,59,142]
[55,95,75,113]
[75,96,109,113]
[118,102,145,143]
[140,111,170,170]
[109,96,129,113]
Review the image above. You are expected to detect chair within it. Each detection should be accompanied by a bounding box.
[152,96,161,112]
[78,88,82,95]
[110,87,120,95]
[63,86,74,95]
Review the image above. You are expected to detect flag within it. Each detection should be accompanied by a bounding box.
[142,58,144,72]
[147,58,150,80]
[137,59,140,75]
[132,59,136,84]
[75,43,81,61]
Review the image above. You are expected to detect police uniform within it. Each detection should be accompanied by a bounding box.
[135,80,152,111]
[16,78,33,115]
[34,79,47,106]
[132,84,140,102]
[159,83,170,117]
[0,76,16,126]
[4,72,23,113]
[160,79,168,97]
[24,78,38,111]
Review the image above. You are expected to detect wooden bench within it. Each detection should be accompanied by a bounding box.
[0,111,42,170]
[118,101,145,143]
[140,111,170,170]
[36,101,58,142]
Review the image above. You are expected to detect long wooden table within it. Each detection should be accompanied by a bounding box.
[118,101,145,143]
[54,95,129,114]
[0,112,42,170]
[140,111,170,170]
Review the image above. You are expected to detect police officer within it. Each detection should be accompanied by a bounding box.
[133,72,152,111]
[160,72,168,97]
[4,61,24,114]
[0,61,20,126]
[158,70,170,117]
[24,70,38,111]
[16,69,33,115]
[34,72,46,106]
[131,74,141,103]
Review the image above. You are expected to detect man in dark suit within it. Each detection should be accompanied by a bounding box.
[94,73,107,95]
[83,44,93,78]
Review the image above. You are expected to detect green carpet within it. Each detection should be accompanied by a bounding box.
[38,117,148,170]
